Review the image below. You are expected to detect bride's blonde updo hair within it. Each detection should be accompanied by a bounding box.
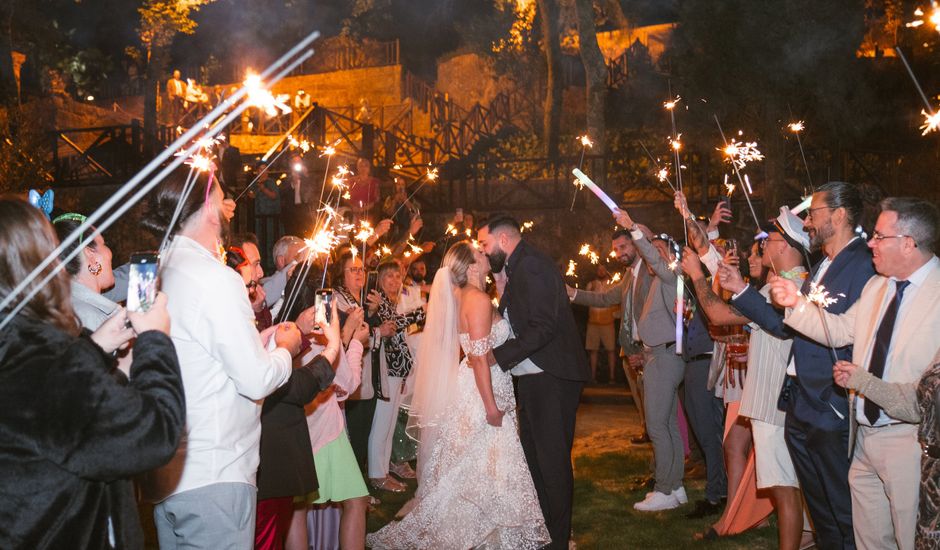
[442,241,476,288]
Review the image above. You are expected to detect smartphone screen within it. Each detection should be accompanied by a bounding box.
[315,288,334,324]
[363,271,378,306]
[127,252,159,312]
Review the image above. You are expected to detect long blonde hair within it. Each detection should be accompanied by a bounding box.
[0,197,81,335]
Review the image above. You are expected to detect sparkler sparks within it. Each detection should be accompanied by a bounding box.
[608,272,622,284]
[521,221,535,233]
[566,260,578,277]
[906,2,940,33]
[244,71,292,116]
[668,259,679,271]
[445,224,459,237]
[921,109,940,135]
[805,282,843,309]
[578,135,594,148]
[788,121,805,133]
[578,244,599,264]
[723,174,736,196]
[425,166,440,181]
[664,96,681,110]
[670,135,682,151]
[721,139,764,170]
[657,167,670,183]
[185,153,214,173]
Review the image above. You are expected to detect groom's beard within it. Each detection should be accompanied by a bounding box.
[487,247,507,273]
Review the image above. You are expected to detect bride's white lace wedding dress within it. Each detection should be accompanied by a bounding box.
[366,317,551,549]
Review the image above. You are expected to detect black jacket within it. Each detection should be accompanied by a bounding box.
[0,316,185,549]
[256,355,335,500]
[494,240,591,382]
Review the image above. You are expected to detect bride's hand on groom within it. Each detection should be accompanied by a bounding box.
[486,408,505,427]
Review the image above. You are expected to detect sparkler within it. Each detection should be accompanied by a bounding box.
[571,134,595,210]
[390,166,439,220]
[801,282,846,362]
[714,116,764,234]
[664,91,687,243]
[906,2,940,33]
[566,260,578,277]
[1,33,320,329]
[638,141,678,193]
[521,221,535,233]
[608,271,622,284]
[579,243,600,265]
[787,120,814,191]
[893,47,940,136]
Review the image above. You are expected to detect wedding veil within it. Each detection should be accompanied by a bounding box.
[406,265,461,483]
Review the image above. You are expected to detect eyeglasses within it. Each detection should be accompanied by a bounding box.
[870,231,917,247]
[345,267,365,274]
[805,206,835,220]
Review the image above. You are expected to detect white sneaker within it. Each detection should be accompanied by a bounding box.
[672,486,688,504]
[633,491,680,512]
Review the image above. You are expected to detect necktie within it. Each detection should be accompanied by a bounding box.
[864,280,910,424]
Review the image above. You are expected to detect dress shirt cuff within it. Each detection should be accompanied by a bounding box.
[731,286,749,301]
[707,228,719,241]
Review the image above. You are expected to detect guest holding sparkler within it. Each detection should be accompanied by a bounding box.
[349,156,382,221]
[685,208,813,549]
[0,197,185,549]
[724,181,875,549]
[142,171,304,549]
[771,197,940,550]
[611,207,689,511]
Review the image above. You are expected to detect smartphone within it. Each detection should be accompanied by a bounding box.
[363,270,378,306]
[127,251,159,312]
[315,288,334,324]
[723,238,739,260]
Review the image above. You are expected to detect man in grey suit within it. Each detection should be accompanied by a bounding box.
[609,208,688,511]
[567,228,647,439]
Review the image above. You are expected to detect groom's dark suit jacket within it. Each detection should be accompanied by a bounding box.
[493,240,590,382]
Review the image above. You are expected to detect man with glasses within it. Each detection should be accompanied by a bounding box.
[727,181,875,549]
[770,197,940,550]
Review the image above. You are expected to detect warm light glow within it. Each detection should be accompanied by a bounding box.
[425,167,440,181]
[664,96,680,110]
[521,221,534,232]
[578,135,594,148]
[566,260,578,277]
[921,109,940,135]
[244,70,292,116]
[907,2,940,33]
[721,139,764,170]
[788,121,805,133]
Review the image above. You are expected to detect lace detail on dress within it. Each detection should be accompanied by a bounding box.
[462,337,491,357]
[459,317,511,357]
[367,316,550,550]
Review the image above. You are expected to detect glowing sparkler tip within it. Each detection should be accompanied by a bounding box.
[664,96,681,110]
[788,121,805,133]
[578,135,594,148]
[805,282,840,308]
[425,167,440,181]
[566,260,578,277]
[920,109,940,135]
[521,221,534,233]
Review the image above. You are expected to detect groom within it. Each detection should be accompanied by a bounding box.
[479,215,590,549]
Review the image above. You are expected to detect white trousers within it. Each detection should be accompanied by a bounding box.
[368,375,405,478]
[850,423,921,550]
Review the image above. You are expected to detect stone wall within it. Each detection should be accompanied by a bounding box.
[435,53,516,110]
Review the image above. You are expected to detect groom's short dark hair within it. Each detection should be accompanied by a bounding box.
[483,214,521,236]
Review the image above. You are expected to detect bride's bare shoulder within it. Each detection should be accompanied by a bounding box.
[460,287,493,312]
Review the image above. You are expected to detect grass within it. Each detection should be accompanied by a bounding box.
[139,395,779,549]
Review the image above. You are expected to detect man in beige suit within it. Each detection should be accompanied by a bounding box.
[771,197,940,550]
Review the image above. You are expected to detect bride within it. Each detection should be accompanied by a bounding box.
[366,241,550,549]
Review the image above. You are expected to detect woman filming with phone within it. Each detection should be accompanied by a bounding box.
[0,197,186,549]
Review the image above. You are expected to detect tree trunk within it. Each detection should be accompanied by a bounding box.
[537,0,561,161]
[574,0,607,181]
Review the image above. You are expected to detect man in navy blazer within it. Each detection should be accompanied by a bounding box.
[720,182,875,549]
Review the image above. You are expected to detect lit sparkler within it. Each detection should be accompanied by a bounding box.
[800,281,846,362]
[788,121,805,133]
[921,109,940,135]
[566,260,578,277]
[579,135,594,148]
[244,70,292,117]
[786,120,813,191]
[906,2,940,33]
[608,272,622,284]
[721,139,764,170]
[664,96,680,110]
[579,243,599,265]
[723,174,735,196]
[521,221,535,233]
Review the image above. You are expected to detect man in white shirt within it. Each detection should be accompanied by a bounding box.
[146,172,303,549]
[772,197,940,550]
